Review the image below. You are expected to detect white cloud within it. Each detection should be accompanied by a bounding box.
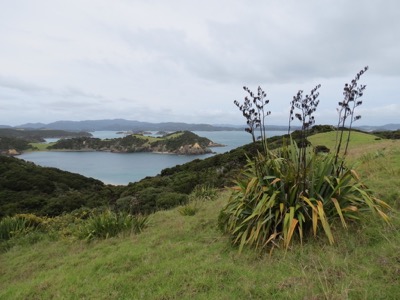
[0,0,399,126]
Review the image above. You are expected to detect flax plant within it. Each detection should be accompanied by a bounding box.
[289,84,321,192]
[77,210,148,241]
[234,86,270,151]
[335,66,368,164]
[221,70,391,253]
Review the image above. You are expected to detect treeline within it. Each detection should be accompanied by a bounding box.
[373,130,400,140]
[0,137,33,152]
[0,128,91,143]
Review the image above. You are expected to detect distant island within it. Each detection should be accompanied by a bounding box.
[0,128,92,156]
[47,131,224,155]
[1,119,400,132]
[0,128,91,142]
[11,118,297,132]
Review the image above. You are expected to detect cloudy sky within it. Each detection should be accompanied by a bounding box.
[0,0,399,127]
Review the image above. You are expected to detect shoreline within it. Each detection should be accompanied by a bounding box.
[18,147,217,156]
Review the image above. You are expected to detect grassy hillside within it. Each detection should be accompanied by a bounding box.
[307,130,382,152]
[0,132,399,299]
[309,131,400,208]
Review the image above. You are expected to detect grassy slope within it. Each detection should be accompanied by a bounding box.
[1,132,399,299]
[309,131,400,208]
[28,142,54,151]
[307,130,381,152]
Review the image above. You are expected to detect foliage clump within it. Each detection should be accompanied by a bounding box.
[76,210,148,241]
[0,208,148,251]
[220,67,391,253]
[178,185,218,216]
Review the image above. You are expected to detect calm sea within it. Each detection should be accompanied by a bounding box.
[18,131,285,185]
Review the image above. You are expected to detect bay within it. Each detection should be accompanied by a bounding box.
[20,130,285,185]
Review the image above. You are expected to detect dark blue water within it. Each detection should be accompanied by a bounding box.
[20,131,284,185]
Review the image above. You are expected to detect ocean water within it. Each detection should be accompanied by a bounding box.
[20,130,285,185]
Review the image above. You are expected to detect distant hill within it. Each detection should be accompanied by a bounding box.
[356,124,400,131]
[15,119,300,132]
[12,119,400,132]
[0,128,92,142]
[16,119,242,131]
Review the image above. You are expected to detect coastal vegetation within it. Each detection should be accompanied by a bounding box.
[0,129,91,155]
[47,131,219,154]
[0,128,91,143]
[0,156,116,217]
[0,136,34,154]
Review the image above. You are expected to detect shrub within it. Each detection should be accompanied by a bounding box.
[115,196,139,214]
[0,216,28,241]
[156,192,188,210]
[220,68,391,253]
[76,210,148,241]
[13,213,46,228]
[189,184,218,202]
[0,214,44,241]
[178,203,199,216]
[220,141,391,252]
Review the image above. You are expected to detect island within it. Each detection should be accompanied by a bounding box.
[47,131,224,155]
[0,128,92,156]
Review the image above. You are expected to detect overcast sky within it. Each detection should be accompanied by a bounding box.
[0,0,399,127]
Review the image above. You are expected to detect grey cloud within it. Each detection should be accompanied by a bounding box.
[0,0,399,126]
[185,1,400,84]
[0,76,52,95]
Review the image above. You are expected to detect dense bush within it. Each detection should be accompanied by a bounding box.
[156,192,188,210]
[0,213,45,241]
[372,130,400,140]
[0,136,33,152]
[0,156,116,217]
[0,128,91,142]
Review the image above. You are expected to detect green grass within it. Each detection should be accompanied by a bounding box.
[307,130,381,152]
[28,142,54,151]
[1,135,399,299]
[163,132,183,139]
[131,134,159,143]
[309,131,400,209]
[131,132,183,142]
